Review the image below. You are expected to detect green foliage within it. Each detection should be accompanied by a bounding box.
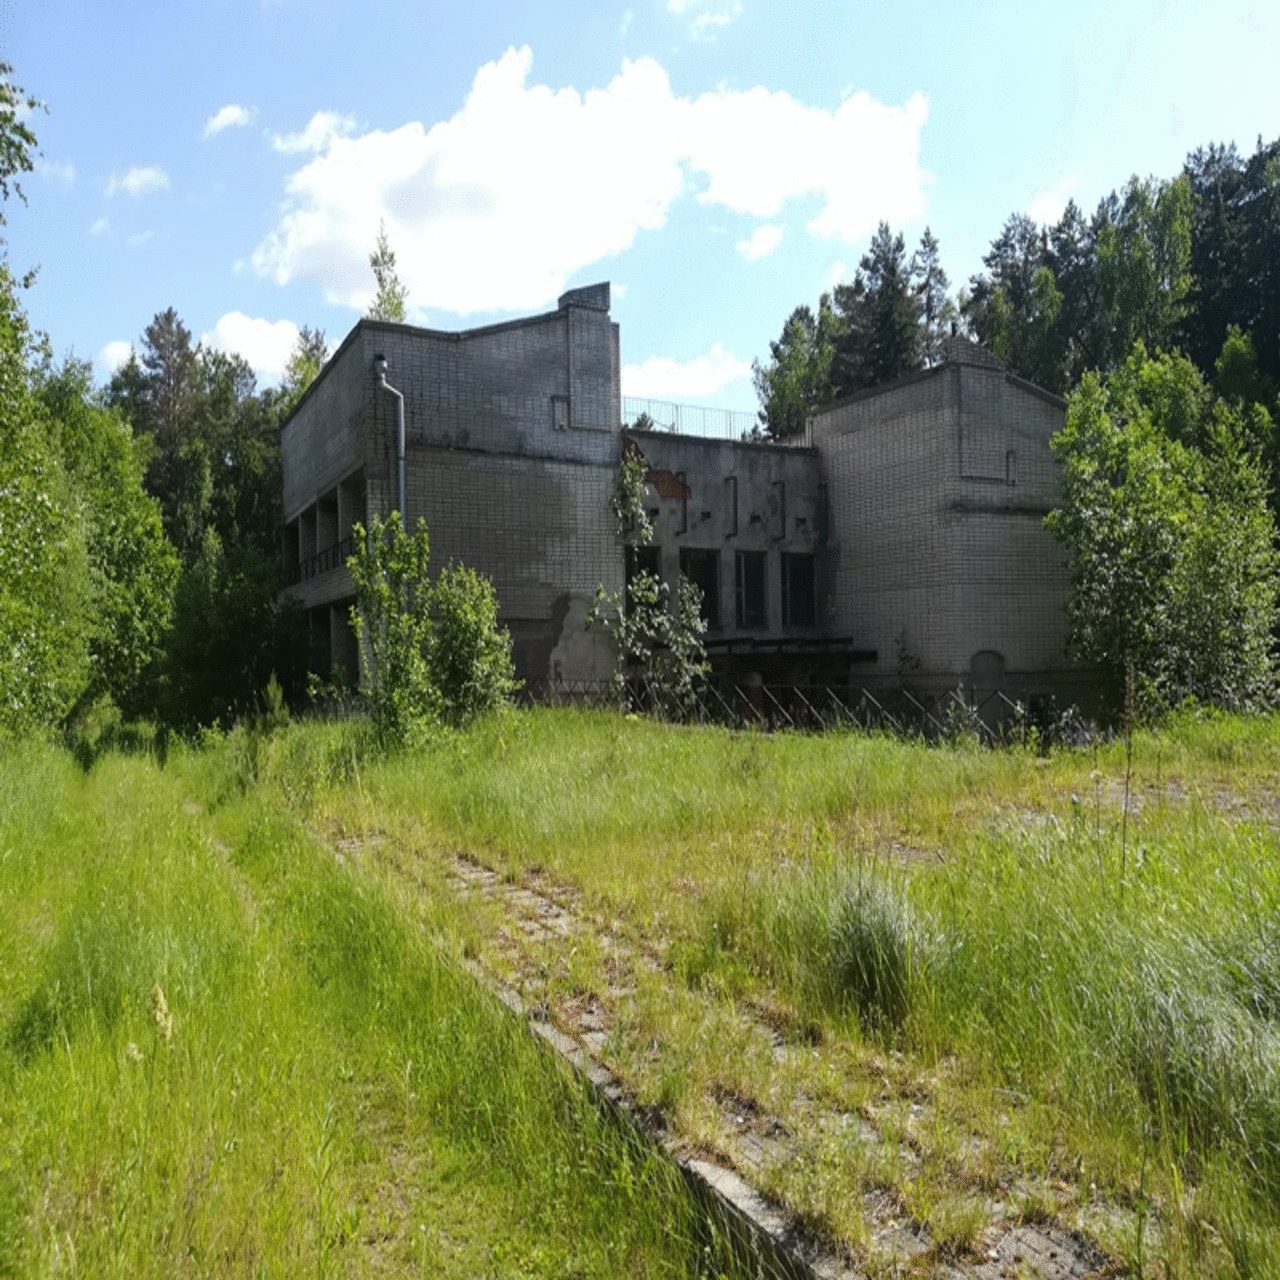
[0,735,744,1278]
[366,219,408,323]
[348,515,437,747]
[827,874,924,1031]
[751,297,838,439]
[163,531,304,731]
[0,265,93,730]
[1183,138,1280,390]
[348,514,515,747]
[609,440,654,542]
[280,325,328,407]
[37,358,178,716]
[753,225,950,433]
[587,569,708,716]
[966,175,1194,393]
[831,221,925,396]
[1046,344,1279,716]
[0,62,42,223]
[105,308,304,728]
[430,561,518,728]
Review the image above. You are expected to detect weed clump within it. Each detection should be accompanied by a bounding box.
[827,875,923,1031]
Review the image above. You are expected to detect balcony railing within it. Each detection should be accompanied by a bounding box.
[287,535,354,587]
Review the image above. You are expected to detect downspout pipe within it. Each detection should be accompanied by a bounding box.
[372,354,406,529]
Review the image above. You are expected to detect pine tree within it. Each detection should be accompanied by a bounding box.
[830,223,924,396]
[367,220,409,323]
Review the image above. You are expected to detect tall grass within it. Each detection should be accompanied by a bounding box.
[688,761,1280,1269]
[0,734,752,1276]
[290,705,1280,1273]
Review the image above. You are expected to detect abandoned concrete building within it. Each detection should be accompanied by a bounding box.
[281,281,1088,711]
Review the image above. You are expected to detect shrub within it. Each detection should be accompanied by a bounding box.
[348,515,516,746]
[429,561,518,728]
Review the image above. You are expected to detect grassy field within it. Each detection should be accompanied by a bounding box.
[0,735,750,1277]
[4,708,1280,1276]
[298,708,1280,1277]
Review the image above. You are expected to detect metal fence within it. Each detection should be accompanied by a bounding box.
[516,678,1080,746]
[305,674,1086,746]
[622,396,760,442]
[287,535,355,587]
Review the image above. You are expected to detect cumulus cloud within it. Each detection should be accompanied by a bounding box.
[271,111,358,154]
[105,166,170,198]
[736,224,782,261]
[623,343,751,399]
[204,103,257,137]
[250,47,928,317]
[201,312,300,384]
[1027,174,1080,226]
[97,340,133,376]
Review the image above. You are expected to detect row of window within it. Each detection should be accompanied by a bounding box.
[626,547,816,631]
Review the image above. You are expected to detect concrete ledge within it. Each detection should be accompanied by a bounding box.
[459,957,853,1279]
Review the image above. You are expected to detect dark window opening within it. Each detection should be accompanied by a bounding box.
[735,551,766,629]
[782,553,816,627]
[680,547,720,630]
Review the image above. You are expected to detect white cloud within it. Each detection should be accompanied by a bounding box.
[39,160,75,188]
[201,312,300,384]
[623,343,751,399]
[620,8,633,36]
[251,47,929,317]
[90,217,110,236]
[736,224,782,261]
[126,230,155,247]
[826,259,847,288]
[1026,174,1080,226]
[105,166,170,198]
[271,111,358,154]
[204,103,257,138]
[97,340,133,376]
[667,0,742,39]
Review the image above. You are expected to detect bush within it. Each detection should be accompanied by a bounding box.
[430,562,518,728]
[348,515,516,747]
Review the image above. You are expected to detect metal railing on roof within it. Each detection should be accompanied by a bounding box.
[622,396,761,442]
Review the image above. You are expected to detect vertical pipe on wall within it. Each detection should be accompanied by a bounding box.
[372,354,406,528]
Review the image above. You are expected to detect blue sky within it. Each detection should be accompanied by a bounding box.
[6,0,1278,415]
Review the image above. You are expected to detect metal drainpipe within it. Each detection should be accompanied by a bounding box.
[372,354,406,528]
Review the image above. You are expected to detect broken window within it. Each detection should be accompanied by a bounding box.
[679,547,720,630]
[781,553,815,627]
[735,551,766,629]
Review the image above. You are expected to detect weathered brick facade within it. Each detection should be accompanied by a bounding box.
[282,291,1087,707]
[810,338,1086,705]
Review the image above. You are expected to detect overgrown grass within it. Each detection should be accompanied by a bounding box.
[292,705,1280,1276]
[0,735,752,1276]
[12,706,1280,1275]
